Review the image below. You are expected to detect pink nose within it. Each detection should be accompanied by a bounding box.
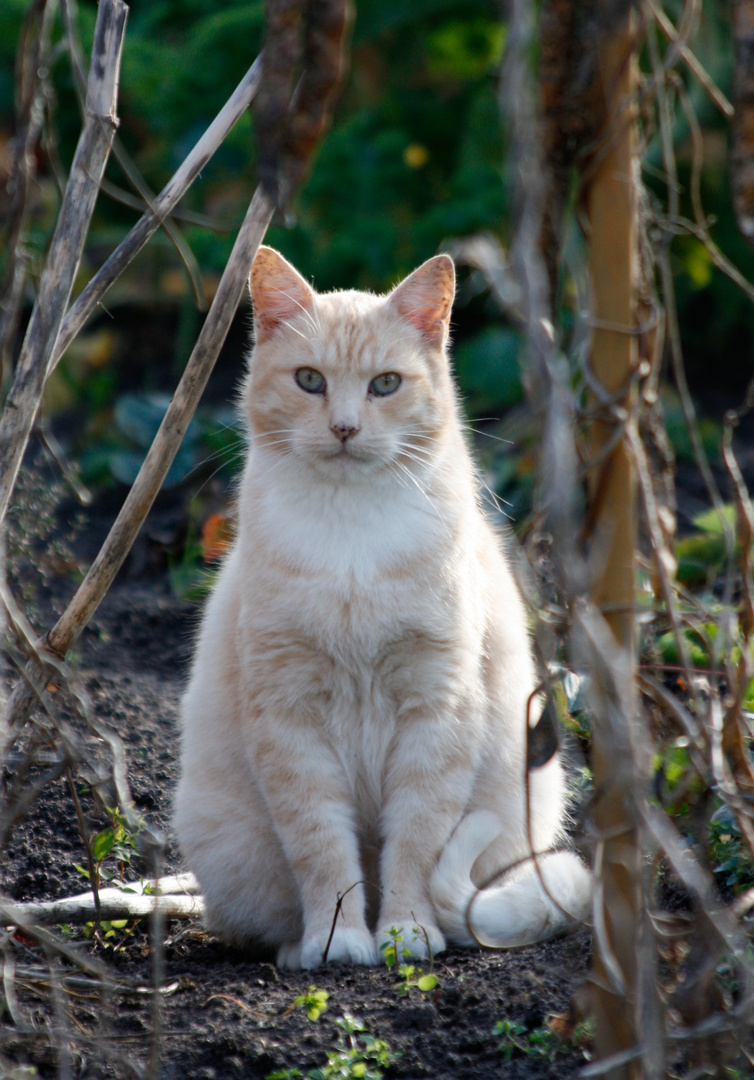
[330,421,360,443]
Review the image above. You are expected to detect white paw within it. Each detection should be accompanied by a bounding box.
[377,921,446,962]
[276,941,302,969]
[298,927,378,969]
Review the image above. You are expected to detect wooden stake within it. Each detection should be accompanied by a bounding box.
[585,11,657,1079]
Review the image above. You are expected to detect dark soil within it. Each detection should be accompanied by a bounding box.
[1,470,592,1080]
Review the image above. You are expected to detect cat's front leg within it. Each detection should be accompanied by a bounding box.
[376,710,478,961]
[246,716,377,969]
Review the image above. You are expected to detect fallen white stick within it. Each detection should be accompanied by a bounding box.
[4,873,204,926]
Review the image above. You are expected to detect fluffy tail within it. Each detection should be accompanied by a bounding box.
[430,811,591,948]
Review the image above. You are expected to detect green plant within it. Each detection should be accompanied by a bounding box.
[309,1015,395,1080]
[394,963,439,997]
[379,925,405,969]
[267,1015,396,1080]
[70,804,145,947]
[493,1016,593,1063]
[709,804,754,896]
[379,925,439,996]
[293,986,329,1021]
[74,804,143,890]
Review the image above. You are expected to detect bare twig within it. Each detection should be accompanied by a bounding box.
[51,53,264,369]
[6,891,205,928]
[0,0,56,382]
[0,0,128,532]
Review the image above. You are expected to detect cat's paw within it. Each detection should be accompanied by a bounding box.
[276,941,303,970]
[297,927,378,969]
[377,921,446,961]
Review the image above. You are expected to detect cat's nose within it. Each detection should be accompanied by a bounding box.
[330,421,361,443]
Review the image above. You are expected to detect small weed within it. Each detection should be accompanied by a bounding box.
[73,804,143,890]
[81,918,138,949]
[494,1016,593,1062]
[379,926,405,969]
[71,804,145,947]
[293,986,329,1021]
[394,964,438,997]
[379,926,439,996]
[267,1014,396,1080]
[709,804,754,895]
[310,1015,395,1080]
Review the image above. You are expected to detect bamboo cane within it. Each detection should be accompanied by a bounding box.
[585,10,656,1079]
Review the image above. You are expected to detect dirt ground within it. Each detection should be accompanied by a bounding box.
[1,469,593,1080]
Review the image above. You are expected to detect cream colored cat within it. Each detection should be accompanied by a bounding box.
[174,247,590,969]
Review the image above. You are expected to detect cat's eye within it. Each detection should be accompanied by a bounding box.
[295,367,326,394]
[369,372,401,397]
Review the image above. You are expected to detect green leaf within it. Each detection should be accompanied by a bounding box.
[73,864,90,880]
[417,974,439,991]
[692,504,736,535]
[92,828,115,862]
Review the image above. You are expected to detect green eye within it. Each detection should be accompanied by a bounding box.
[369,372,401,397]
[295,367,326,394]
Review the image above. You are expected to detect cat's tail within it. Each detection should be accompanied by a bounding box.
[430,811,591,948]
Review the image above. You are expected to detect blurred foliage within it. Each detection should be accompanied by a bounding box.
[674,503,746,589]
[0,0,752,483]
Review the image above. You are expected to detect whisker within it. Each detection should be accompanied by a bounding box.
[463,423,514,446]
[272,287,320,337]
[281,319,309,341]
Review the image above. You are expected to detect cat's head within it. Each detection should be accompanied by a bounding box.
[244,247,457,481]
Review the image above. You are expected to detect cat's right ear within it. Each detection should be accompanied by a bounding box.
[249,246,315,344]
[388,254,455,351]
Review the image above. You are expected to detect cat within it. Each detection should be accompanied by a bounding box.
[173,246,591,969]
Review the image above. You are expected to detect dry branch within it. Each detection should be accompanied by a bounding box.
[0,0,128,532]
[256,0,350,210]
[48,185,273,657]
[0,0,57,384]
[5,876,204,927]
[3,185,274,736]
[51,54,264,368]
[733,0,754,244]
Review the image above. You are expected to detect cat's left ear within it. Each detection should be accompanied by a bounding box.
[388,254,455,350]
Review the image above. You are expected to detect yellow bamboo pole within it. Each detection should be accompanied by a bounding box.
[585,13,646,1080]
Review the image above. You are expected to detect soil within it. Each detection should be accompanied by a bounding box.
[1,466,593,1080]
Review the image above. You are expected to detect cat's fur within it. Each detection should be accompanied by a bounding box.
[174,247,590,969]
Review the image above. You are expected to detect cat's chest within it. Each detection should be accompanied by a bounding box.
[245,470,447,584]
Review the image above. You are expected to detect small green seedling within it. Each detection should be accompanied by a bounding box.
[293,986,330,1021]
[379,926,407,969]
[267,1014,396,1080]
[380,925,439,996]
[394,964,439,997]
[310,1014,395,1080]
[494,1016,593,1063]
[74,804,143,890]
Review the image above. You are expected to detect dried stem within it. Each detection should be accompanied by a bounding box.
[51,54,264,370]
[0,0,128,531]
[48,185,273,657]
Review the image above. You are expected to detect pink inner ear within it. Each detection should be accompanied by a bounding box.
[389,255,455,348]
[250,247,314,343]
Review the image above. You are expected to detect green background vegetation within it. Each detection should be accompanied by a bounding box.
[0,0,749,495]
